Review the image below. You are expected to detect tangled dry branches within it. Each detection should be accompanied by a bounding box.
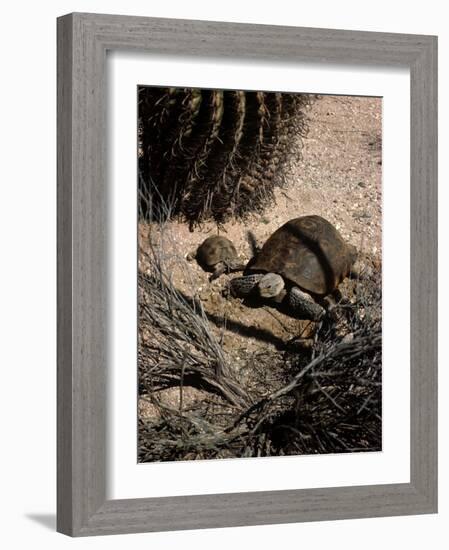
[138,227,382,461]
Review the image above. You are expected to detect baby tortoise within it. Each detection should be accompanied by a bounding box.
[229,215,359,320]
[187,235,245,281]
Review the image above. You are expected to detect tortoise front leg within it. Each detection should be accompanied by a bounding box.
[209,262,226,281]
[210,259,246,281]
[287,287,325,321]
[227,259,246,273]
[229,273,265,297]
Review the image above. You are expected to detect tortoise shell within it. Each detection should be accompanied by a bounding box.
[195,235,238,270]
[246,215,357,296]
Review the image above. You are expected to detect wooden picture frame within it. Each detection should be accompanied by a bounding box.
[57,12,438,536]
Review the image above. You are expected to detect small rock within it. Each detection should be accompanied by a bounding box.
[352,210,372,219]
[357,181,366,188]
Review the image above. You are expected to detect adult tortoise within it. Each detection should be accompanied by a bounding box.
[229,215,358,320]
[187,235,245,281]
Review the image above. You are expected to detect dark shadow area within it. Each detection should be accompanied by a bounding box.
[25,513,56,531]
[246,230,260,256]
[240,293,304,321]
[212,311,286,350]
[176,287,287,350]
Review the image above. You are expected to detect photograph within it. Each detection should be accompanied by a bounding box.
[137,86,382,463]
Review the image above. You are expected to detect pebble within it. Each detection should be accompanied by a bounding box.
[352,210,371,219]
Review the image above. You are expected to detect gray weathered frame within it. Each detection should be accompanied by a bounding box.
[57,12,438,537]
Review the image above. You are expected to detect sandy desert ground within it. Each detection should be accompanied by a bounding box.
[138,93,382,427]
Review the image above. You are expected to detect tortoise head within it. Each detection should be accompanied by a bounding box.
[258,273,285,298]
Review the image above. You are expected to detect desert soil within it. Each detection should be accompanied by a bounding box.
[138,94,382,417]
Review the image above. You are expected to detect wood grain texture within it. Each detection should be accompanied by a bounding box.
[409,36,438,507]
[57,12,438,537]
[57,14,74,536]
